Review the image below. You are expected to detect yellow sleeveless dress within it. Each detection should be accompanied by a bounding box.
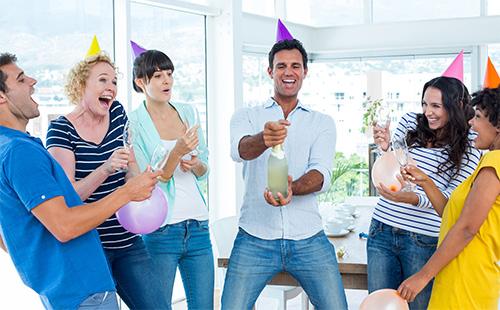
[428,150,500,309]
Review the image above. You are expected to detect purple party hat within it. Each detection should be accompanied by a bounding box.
[130,40,147,58]
[276,19,294,42]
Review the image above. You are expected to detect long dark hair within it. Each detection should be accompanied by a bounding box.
[406,76,473,176]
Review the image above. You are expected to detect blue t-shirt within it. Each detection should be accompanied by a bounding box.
[46,101,138,249]
[0,126,115,310]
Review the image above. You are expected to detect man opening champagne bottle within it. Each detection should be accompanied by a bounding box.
[222,20,348,310]
[268,143,288,201]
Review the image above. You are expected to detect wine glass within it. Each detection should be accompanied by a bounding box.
[150,144,169,172]
[392,138,414,192]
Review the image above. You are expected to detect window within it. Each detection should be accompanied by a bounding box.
[305,54,472,155]
[300,54,471,200]
[488,44,500,74]
[242,54,273,107]
[130,2,207,134]
[0,0,114,142]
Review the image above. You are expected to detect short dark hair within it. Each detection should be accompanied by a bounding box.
[471,87,500,128]
[0,53,17,93]
[132,50,175,93]
[268,39,308,70]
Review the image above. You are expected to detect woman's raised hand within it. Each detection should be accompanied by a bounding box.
[372,123,391,152]
[173,125,199,157]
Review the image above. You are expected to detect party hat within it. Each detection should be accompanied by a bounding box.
[276,19,294,42]
[483,57,500,89]
[86,35,101,58]
[131,40,147,58]
[442,50,463,82]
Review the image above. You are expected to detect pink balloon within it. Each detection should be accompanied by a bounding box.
[360,289,409,310]
[116,185,168,234]
[371,151,403,192]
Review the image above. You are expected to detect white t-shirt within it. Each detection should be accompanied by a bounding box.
[161,139,208,224]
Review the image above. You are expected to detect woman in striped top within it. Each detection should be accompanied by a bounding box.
[46,52,168,309]
[369,76,481,309]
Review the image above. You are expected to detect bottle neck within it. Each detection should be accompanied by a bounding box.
[272,144,283,152]
[271,144,285,159]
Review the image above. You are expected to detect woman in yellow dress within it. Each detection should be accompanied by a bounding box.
[397,86,500,309]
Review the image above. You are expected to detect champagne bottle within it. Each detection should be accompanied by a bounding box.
[267,144,288,200]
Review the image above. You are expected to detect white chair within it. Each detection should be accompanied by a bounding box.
[212,216,309,310]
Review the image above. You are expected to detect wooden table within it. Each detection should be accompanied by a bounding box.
[217,202,375,290]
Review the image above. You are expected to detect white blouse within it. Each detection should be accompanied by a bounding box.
[161,139,208,224]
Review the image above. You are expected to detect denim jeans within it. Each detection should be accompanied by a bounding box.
[143,220,214,310]
[104,237,169,310]
[367,219,438,310]
[221,229,347,310]
[77,292,119,310]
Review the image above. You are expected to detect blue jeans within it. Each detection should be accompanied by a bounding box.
[367,219,438,310]
[104,237,169,310]
[143,220,214,310]
[221,229,347,310]
[78,292,119,310]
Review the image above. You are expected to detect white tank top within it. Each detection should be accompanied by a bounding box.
[161,139,208,224]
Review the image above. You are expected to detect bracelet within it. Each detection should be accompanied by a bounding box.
[157,175,169,183]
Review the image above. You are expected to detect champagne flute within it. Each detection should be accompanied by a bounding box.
[373,104,391,155]
[119,121,133,173]
[182,111,201,158]
[123,121,133,150]
[375,105,391,129]
[150,144,170,172]
[142,144,169,202]
[393,138,414,192]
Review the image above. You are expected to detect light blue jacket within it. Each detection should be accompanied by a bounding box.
[129,101,208,224]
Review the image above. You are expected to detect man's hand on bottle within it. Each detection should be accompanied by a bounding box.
[264,175,293,207]
[263,119,290,148]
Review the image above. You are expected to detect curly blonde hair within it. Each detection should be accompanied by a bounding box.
[65,52,117,104]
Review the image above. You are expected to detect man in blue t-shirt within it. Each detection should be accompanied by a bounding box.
[0,53,161,310]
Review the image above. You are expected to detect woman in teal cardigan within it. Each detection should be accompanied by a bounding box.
[129,49,213,309]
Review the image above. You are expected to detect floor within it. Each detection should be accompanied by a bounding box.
[172,288,368,310]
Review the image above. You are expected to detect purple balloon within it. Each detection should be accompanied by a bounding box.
[116,185,168,234]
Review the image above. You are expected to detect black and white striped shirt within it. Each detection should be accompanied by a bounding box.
[46,101,138,249]
[373,112,482,237]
